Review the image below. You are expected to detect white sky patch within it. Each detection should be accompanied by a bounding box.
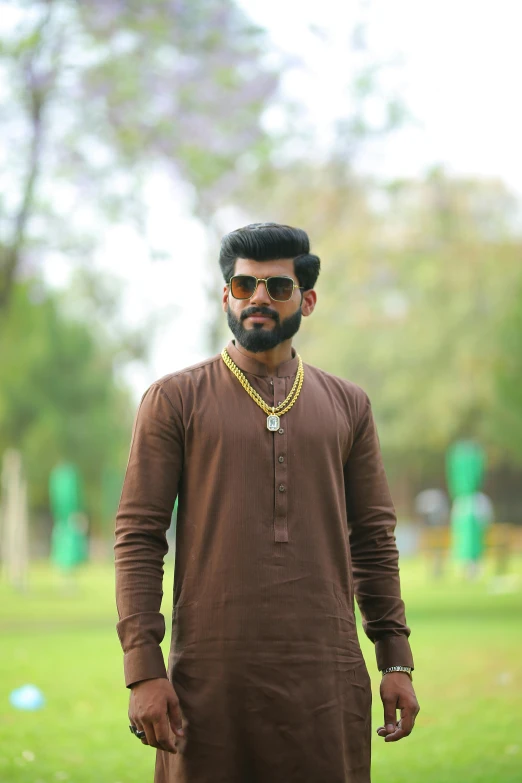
[93,174,211,396]
[240,0,522,192]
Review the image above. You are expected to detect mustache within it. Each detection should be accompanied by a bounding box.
[240,306,280,324]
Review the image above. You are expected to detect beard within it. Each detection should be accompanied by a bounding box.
[227,304,302,353]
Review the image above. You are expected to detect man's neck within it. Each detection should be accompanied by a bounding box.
[233,340,294,376]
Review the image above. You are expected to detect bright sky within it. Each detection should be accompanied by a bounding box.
[41,0,522,400]
[239,0,522,190]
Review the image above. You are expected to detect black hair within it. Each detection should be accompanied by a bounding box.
[219,222,321,290]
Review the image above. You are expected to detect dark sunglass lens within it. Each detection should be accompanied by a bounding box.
[231,276,256,299]
[267,277,294,301]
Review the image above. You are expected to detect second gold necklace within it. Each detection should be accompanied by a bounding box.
[221,348,304,431]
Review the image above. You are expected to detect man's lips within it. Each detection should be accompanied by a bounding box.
[242,313,277,324]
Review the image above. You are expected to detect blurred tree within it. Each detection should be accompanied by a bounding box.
[0,0,279,312]
[0,279,134,531]
[491,275,522,465]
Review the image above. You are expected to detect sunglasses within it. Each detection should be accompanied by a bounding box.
[229,275,303,303]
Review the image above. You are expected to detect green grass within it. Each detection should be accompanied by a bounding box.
[0,556,521,783]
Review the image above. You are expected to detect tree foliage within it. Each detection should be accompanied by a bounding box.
[492,274,522,463]
[0,0,279,311]
[0,280,134,529]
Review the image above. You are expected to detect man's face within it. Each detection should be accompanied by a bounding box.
[222,258,316,353]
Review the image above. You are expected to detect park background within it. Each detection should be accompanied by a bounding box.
[1,1,521,781]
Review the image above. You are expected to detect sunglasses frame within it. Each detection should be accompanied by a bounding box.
[228,274,304,303]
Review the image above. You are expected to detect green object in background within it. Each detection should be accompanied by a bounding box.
[446,440,485,499]
[49,463,88,570]
[446,441,488,564]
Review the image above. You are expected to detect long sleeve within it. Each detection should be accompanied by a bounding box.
[115,382,184,687]
[344,394,414,672]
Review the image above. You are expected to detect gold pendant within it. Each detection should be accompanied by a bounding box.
[267,413,280,432]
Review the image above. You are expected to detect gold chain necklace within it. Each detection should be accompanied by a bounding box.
[221,348,304,431]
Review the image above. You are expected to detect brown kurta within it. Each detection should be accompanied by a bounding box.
[115,340,413,783]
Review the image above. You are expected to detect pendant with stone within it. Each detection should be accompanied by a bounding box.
[267,413,280,432]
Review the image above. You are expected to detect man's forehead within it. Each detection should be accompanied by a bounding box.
[234,257,296,278]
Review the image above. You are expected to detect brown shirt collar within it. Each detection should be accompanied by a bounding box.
[226,340,299,378]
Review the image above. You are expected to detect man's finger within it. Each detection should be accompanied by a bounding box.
[397,705,414,736]
[382,694,398,735]
[129,715,149,745]
[153,713,178,754]
[385,706,417,742]
[141,720,157,748]
[167,695,185,738]
[385,723,408,742]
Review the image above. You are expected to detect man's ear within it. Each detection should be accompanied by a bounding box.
[301,289,317,317]
[222,285,229,313]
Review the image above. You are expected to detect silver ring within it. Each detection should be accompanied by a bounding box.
[129,725,146,739]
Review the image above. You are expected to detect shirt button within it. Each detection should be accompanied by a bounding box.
[279,485,285,492]
[278,455,284,463]
[278,428,284,434]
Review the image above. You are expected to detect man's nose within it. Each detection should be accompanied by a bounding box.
[250,280,271,306]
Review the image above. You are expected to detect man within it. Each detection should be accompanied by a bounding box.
[115,222,420,783]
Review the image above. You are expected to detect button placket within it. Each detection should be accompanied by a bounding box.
[273,376,288,543]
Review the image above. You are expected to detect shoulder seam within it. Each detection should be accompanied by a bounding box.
[154,383,178,414]
[145,355,222,414]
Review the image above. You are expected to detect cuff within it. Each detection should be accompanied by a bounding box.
[375,635,414,672]
[123,644,168,688]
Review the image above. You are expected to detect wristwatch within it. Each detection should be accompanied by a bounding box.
[381,666,413,679]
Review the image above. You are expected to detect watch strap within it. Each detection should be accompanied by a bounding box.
[381,665,413,679]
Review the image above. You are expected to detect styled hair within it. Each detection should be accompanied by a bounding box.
[219,222,321,290]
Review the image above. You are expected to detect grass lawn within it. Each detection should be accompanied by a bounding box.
[1,555,521,783]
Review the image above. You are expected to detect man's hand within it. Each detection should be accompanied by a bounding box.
[129,678,184,754]
[377,672,420,742]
